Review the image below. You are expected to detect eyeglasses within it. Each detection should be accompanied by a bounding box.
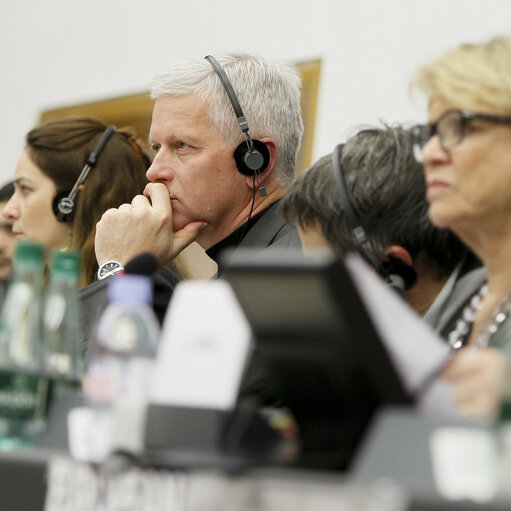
[412,108,511,155]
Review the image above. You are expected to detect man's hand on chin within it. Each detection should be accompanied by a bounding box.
[95,182,207,267]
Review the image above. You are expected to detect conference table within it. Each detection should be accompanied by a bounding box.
[2,407,511,511]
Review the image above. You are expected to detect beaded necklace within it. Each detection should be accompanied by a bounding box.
[447,284,511,349]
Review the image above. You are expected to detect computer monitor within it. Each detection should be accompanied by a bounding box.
[222,248,413,470]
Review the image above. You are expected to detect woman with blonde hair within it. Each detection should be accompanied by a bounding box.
[412,36,511,418]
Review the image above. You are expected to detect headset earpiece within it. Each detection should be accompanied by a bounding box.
[52,125,115,223]
[381,259,418,293]
[233,139,270,176]
[205,55,270,182]
[53,190,75,223]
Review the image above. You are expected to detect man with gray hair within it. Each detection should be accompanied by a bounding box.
[94,53,304,277]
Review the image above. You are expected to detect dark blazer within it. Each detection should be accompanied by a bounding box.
[238,200,301,251]
[225,201,303,407]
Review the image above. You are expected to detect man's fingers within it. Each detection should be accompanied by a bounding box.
[131,194,150,207]
[143,182,171,212]
[117,203,133,213]
[171,221,208,258]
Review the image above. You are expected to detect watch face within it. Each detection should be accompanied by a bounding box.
[98,261,123,279]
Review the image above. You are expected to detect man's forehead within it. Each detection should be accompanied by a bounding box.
[153,94,208,117]
[150,95,217,140]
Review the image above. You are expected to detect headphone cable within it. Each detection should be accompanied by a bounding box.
[238,176,257,243]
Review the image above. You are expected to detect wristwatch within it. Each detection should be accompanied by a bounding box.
[97,260,124,280]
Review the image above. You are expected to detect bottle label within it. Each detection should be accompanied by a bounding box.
[83,358,123,404]
[0,282,39,368]
[83,357,153,404]
[0,369,49,420]
[44,294,66,331]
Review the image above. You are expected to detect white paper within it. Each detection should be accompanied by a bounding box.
[344,253,455,413]
[149,280,252,410]
[430,427,498,502]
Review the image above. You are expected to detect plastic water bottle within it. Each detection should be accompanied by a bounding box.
[43,250,83,401]
[86,274,159,400]
[0,241,47,448]
[79,274,160,460]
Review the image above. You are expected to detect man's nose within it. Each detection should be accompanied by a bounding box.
[146,150,174,183]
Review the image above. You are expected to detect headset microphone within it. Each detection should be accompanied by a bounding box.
[54,125,116,222]
[205,55,270,197]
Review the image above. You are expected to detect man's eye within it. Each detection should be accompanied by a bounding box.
[176,142,188,150]
[151,143,161,153]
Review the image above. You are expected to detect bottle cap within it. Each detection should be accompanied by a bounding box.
[15,240,44,267]
[51,250,81,276]
[107,274,153,304]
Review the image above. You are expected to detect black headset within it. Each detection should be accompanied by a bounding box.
[204,55,270,195]
[53,125,116,222]
[332,143,417,293]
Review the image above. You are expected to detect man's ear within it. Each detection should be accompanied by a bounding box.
[245,137,277,190]
[384,244,414,267]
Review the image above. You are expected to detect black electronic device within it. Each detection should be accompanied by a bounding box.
[222,248,413,470]
[331,143,417,292]
[142,403,297,472]
[204,55,270,181]
[53,125,116,222]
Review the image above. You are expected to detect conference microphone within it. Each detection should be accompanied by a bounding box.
[124,252,158,276]
[123,252,180,326]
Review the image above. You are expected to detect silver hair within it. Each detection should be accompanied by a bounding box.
[151,53,304,185]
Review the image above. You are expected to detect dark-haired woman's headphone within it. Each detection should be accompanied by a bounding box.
[53,125,116,223]
[331,143,417,293]
[205,55,270,196]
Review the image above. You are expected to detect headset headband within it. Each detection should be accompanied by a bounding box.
[204,54,269,190]
[205,55,250,136]
[332,143,367,245]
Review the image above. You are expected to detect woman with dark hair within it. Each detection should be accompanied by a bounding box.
[3,117,152,287]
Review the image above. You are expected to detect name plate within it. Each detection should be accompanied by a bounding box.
[150,280,252,410]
